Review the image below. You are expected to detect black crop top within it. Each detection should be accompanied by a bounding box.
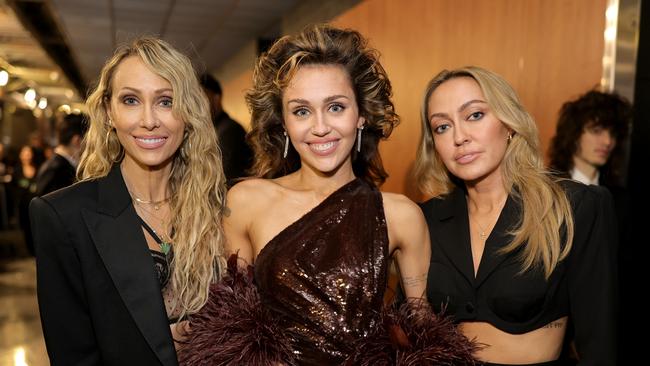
[421,180,617,364]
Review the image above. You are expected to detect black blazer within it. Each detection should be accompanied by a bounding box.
[29,166,178,366]
[421,180,617,365]
[34,153,76,196]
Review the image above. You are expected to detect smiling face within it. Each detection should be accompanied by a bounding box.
[427,76,511,185]
[107,56,185,171]
[282,64,364,177]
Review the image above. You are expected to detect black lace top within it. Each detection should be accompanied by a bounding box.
[139,217,173,290]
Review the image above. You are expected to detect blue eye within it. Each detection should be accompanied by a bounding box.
[329,104,345,113]
[122,96,138,105]
[293,108,309,117]
[159,98,173,108]
[468,111,484,121]
[433,124,450,134]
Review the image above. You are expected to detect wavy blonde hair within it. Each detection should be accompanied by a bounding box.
[79,37,226,316]
[246,24,399,186]
[414,66,574,278]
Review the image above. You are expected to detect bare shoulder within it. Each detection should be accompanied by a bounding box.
[381,192,424,222]
[226,178,280,216]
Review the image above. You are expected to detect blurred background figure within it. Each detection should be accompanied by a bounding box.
[200,73,252,185]
[548,90,632,188]
[34,113,88,197]
[548,90,632,247]
[548,89,633,366]
[12,145,38,255]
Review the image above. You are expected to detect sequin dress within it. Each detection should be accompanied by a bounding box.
[254,178,388,365]
[179,178,479,366]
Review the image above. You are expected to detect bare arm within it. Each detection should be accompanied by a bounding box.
[383,193,431,299]
[223,182,256,267]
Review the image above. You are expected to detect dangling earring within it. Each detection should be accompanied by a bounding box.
[357,126,365,153]
[283,131,289,158]
[507,133,513,143]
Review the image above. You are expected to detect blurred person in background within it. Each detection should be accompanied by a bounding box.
[34,112,88,196]
[200,73,252,185]
[13,145,37,254]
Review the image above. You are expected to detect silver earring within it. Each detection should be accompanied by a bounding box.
[283,131,289,158]
[357,126,364,153]
[507,133,513,142]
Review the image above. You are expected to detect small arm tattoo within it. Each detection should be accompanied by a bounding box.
[402,273,427,287]
[543,320,566,329]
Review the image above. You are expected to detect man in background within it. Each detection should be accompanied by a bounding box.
[200,73,253,185]
[34,113,87,196]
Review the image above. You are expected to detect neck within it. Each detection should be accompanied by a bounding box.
[120,157,172,201]
[55,145,76,161]
[465,174,509,214]
[294,160,356,198]
[572,156,599,181]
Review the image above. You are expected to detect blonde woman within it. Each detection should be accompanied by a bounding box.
[29,37,226,366]
[414,66,617,365]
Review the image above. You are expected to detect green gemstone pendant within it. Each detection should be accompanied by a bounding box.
[160,242,171,255]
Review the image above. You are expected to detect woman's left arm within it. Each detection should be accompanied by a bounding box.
[568,185,618,365]
[384,193,431,299]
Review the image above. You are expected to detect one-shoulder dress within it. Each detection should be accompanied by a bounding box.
[180,178,477,365]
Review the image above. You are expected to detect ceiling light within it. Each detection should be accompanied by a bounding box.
[24,88,36,102]
[38,97,48,109]
[0,70,8,86]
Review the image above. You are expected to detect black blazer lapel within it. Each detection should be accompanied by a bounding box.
[81,166,178,366]
[427,188,475,286]
[474,194,520,288]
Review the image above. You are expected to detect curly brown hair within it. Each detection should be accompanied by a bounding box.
[245,24,399,186]
[548,90,632,185]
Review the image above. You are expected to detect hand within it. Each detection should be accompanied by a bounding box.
[170,320,191,350]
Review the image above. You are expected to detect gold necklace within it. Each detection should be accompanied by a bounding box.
[472,216,490,241]
[131,194,171,210]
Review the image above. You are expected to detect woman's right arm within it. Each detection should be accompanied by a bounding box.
[29,197,101,366]
[223,182,256,266]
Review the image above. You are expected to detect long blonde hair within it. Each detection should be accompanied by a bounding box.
[414,66,574,278]
[80,37,226,316]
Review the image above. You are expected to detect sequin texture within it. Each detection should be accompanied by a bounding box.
[254,178,389,365]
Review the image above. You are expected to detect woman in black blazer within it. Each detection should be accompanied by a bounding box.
[29,37,227,365]
[413,67,617,365]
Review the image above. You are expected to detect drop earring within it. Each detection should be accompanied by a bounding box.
[283,131,289,158]
[356,126,364,152]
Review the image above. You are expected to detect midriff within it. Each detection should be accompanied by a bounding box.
[460,316,568,364]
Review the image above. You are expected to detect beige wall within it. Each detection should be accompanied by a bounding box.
[219,0,607,199]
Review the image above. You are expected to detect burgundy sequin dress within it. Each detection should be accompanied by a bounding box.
[254,178,387,364]
[180,178,478,366]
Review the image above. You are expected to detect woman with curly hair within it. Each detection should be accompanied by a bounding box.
[180,25,477,365]
[29,37,226,366]
[414,67,617,365]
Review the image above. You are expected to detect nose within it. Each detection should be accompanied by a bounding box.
[310,112,331,136]
[601,131,615,148]
[140,104,160,130]
[453,122,470,146]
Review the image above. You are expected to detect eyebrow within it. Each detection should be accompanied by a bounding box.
[428,99,487,121]
[287,94,350,105]
[118,86,173,94]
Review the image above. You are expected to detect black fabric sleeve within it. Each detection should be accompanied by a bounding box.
[567,186,618,365]
[29,197,101,365]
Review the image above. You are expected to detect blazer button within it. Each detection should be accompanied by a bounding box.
[465,302,475,313]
